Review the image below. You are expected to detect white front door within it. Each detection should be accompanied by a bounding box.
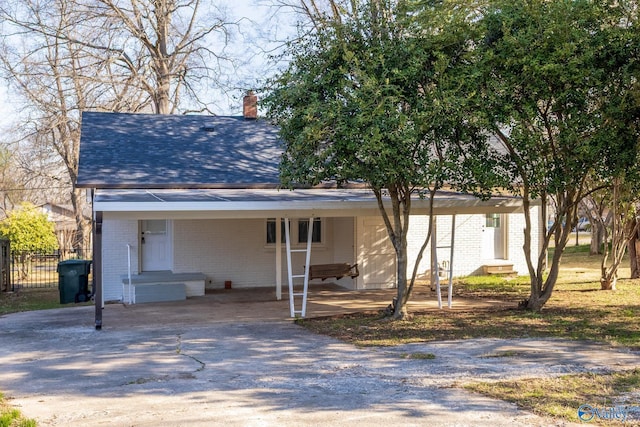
[357,216,396,289]
[141,220,172,271]
[482,214,505,259]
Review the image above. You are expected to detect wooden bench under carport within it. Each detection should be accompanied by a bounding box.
[309,263,359,281]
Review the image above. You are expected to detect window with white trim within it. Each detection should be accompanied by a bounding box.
[298,218,322,243]
[266,218,286,244]
[266,218,323,245]
[485,213,501,228]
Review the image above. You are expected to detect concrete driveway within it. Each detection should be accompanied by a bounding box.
[1,288,639,426]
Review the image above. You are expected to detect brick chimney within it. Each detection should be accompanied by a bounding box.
[243,90,258,119]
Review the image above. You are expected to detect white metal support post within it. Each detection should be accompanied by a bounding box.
[285,217,314,317]
[275,217,282,300]
[126,243,133,304]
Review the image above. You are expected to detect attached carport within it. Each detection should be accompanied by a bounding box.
[90,187,528,329]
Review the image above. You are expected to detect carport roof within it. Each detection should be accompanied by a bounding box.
[79,111,530,218]
[94,188,526,219]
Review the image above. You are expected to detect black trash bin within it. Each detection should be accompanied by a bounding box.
[57,260,92,304]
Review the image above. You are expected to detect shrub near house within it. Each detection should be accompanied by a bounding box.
[0,202,58,279]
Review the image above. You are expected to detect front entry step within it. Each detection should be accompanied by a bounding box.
[133,283,186,303]
[121,271,206,299]
[482,263,515,275]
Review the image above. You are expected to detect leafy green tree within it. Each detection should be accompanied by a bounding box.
[264,2,494,318]
[0,202,58,253]
[0,202,58,279]
[472,0,639,309]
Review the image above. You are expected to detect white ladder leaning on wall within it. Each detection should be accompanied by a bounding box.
[432,215,457,309]
[284,217,314,317]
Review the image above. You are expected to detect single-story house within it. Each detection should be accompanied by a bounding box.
[76,96,542,328]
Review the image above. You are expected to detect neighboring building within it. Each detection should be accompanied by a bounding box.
[38,202,91,251]
[76,96,542,326]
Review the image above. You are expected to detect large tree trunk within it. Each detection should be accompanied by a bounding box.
[581,193,607,255]
[590,221,604,255]
[373,184,412,320]
[630,235,640,279]
[521,188,576,311]
[525,249,563,310]
[153,0,173,114]
[393,245,409,319]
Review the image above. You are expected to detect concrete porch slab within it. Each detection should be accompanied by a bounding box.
[96,283,510,328]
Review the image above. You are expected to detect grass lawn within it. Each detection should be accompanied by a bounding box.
[0,288,64,316]
[297,243,640,424]
[0,279,93,316]
[0,392,35,427]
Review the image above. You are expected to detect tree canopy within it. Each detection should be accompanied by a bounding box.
[470,0,640,309]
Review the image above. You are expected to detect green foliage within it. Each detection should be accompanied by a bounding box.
[467,0,640,308]
[263,3,495,194]
[0,392,36,427]
[0,288,63,315]
[477,0,638,198]
[0,202,58,253]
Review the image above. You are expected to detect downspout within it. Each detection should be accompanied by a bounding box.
[94,209,103,330]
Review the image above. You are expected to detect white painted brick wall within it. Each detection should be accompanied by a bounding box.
[102,218,138,302]
[406,211,541,280]
[433,214,483,276]
[406,214,483,279]
[332,217,355,264]
[406,215,429,278]
[507,205,542,275]
[173,218,347,289]
[100,210,541,299]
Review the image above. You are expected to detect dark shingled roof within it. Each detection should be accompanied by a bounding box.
[76,111,283,189]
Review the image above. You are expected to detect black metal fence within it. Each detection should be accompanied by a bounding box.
[9,247,93,290]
